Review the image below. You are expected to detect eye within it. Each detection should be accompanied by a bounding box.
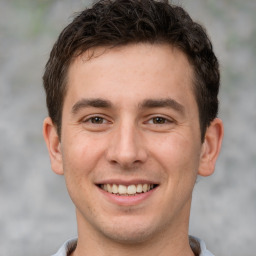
[81,115,112,131]
[148,116,172,125]
[144,115,176,131]
[82,115,109,125]
[151,117,168,124]
[89,116,105,124]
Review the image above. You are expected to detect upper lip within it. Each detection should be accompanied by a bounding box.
[95,179,159,186]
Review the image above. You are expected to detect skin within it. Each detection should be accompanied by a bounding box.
[43,43,223,256]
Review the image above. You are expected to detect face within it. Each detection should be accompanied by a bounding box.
[44,43,222,244]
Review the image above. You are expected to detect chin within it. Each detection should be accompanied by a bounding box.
[104,229,152,245]
[99,218,161,245]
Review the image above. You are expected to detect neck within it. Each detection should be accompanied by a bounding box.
[72,208,195,256]
[72,236,195,256]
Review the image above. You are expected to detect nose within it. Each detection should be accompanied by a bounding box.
[106,121,147,168]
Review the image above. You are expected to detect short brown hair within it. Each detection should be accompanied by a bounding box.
[43,0,220,141]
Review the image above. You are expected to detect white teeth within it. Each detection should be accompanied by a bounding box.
[107,184,112,193]
[101,183,155,195]
[136,184,143,193]
[118,185,127,195]
[112,184,118,193]
[127,185,136,195]
[142,184,148,192]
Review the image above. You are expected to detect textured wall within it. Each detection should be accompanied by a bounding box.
[0,0,255,255]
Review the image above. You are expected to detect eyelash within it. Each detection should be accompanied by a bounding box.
[81,115,175,130]
[147,116,173,125]
[83,116,110,125]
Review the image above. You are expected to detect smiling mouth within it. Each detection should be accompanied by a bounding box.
[99,184,158,196]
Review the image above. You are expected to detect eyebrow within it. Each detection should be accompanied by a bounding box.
[71,97,185,115]
[71,98,112,114]
[139,98,185,114]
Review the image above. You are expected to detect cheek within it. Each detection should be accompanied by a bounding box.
[61,138,99,201]
[62,132,105,170]
[151,133,201,175]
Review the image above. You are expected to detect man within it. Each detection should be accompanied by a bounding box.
[43,0,224,255]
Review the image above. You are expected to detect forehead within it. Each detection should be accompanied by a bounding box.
[65,43,196,106]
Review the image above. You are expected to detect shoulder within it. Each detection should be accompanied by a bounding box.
[52,236,214,256]
[191,236,215,256]
[51,238,77,256]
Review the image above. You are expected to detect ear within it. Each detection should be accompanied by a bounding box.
[43,117,64,175]
[198,118,224,177]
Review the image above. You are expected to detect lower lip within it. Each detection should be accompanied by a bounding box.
[97,186,157,206]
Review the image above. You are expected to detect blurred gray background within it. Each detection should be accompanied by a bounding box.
[0,0,255,255]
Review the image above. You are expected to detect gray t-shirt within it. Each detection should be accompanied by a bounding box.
[52,237,214,256]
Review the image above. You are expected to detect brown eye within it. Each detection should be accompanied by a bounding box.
[152,117,167,124]
[90,117,104,124]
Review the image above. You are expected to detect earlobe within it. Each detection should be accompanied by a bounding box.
[43,117,64,175]
[198,118,224,177]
